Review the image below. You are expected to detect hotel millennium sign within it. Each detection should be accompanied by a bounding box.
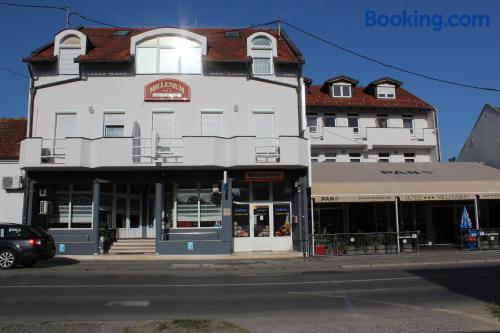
[144,78,191,101]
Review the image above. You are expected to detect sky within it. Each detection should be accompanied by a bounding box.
[0,0,499,161]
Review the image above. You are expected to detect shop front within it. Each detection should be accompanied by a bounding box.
[311,162,500,253]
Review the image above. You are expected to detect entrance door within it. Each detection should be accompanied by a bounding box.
[252,204,272,250]
[115,186,142,239]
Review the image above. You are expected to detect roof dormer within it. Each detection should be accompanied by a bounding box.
[54,29,87,75]
[320,75,359,98]
[368,77,402,99]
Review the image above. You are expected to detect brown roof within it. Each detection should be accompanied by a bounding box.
[0,118,27,160]
[26,27,303,64]
[307,85,433,110]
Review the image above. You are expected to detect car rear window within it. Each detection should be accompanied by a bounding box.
[3,226,35,238]
[29,226,50,238]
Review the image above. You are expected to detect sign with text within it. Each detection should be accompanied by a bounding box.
[144,79,191,101]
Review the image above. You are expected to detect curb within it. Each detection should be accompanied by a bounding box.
[340,258,500,269]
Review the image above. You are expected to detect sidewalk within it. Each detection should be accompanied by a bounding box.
[33,247,500,274]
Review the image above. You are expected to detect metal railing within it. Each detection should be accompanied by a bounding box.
[132,136,183,164]
[41,138,66,164]
[313,231,419,256]
[255,137,280,163]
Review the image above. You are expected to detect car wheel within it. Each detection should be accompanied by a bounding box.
[0,249,18,270]
[20,260,37,268]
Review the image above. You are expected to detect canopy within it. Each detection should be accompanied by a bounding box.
[312,162,500,203]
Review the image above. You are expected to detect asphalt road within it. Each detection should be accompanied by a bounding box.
[1,263,500,332]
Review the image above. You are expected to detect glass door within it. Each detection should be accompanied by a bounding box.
[252,204,272,251]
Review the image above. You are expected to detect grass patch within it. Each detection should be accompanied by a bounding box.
[489,303,500,321]
[154,321,169,332]
[172,319,212,330]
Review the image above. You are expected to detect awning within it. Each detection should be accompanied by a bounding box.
[312,162,500,203]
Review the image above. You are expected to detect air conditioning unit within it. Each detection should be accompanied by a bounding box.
[39,187,47,197]
[39,201,52,215]
[2,176,23,190]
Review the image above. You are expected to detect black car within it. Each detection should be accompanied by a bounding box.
[0,223,56,269]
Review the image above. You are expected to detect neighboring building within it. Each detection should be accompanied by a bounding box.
[0,118,26,224]
[20,27,309,255]
[305,76,440,163]
[458,104,500,169]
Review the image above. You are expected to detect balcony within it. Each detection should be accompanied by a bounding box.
[20,136,308,169]
[307,126,437,148]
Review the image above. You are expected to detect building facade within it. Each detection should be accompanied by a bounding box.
[305,76,440,164]
[458,104,500,169]
[19,27,310,255]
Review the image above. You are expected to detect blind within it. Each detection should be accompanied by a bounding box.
[59,48,81,75]
[253,113,274,138]
[153,112,174,137]
[55,113,76,138]
[201,113,223,136]
[104,113,124,126]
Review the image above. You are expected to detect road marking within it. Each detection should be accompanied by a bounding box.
[106,300,150,307]
[0,276,424,288]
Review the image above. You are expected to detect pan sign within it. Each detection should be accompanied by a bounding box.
[144,79,191,101]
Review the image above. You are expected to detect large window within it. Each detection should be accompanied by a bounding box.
[136,36,202,74]
[176,187,222,228]
[251,36,273,75]
[48,184,92,229]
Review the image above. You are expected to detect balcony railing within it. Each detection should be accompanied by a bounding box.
[132,135,183,164]
[41,139,66,164]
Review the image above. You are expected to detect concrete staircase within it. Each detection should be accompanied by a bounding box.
[108,238,156,255]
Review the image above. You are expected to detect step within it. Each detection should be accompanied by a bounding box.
[108,249,156,254]
[114,239,155,243]
[111,242,156,247]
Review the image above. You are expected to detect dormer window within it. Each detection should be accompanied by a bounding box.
[332,83,351,98]
[136,36,202,74]
[376,84,396,99]
[251,36,273,75]
[59,35,81,75]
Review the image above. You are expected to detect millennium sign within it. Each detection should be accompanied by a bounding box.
[144,79,191,101]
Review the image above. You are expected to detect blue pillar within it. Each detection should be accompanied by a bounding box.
[92,181,101,255]
[221,177,233,252]
[155,182,164,253]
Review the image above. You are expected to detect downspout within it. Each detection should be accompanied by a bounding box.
[433,107,442,162]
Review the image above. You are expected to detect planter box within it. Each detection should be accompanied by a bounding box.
[315,245,327,256]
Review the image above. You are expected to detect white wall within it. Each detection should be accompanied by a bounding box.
[0,161,24,224]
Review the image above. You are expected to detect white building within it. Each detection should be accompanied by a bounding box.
[19,26,309,255]
[305,76,440,163]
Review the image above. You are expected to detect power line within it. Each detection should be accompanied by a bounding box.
[281,20,500,93]
[69,12,121,28]
[0,65,29,79]
[0,1,66,10]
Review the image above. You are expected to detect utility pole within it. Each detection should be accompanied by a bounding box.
[65,6,71,28]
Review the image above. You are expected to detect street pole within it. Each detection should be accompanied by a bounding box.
[395,197,400,253]
[474,195,480,230]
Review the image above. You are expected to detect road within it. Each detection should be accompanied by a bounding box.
[1,261,500,332]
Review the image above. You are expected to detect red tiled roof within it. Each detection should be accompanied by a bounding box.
[0,118,27,160]
[27,27,302,64]
[307,85,433,110]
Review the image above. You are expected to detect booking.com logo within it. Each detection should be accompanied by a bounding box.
[365,10,490,31]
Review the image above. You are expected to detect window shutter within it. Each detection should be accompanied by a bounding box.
[153,113,174,138]
[201,113,223,136]
[59,48,81,75]
[253,113,274,138]
[55,114,76,138]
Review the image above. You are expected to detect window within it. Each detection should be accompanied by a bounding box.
[59,35,81,75]
[402,115,415,135]
[323,113,336,127]
[104,113,124,137]
[251,36,273,74]
[176,187,222,228]
[325,152,337,163]
[348,113,359,134]
[378,152,390,163]
[377,85,396,98]
[136,36,202,74]
[404,152,415,163]
[306,113,318,128]
[55,113,76,139]
[153,112,174,138]
[376,114,388,128]
[48,184,92,229]
[349,153,361,162]
[332,84,351,97]
[311,151,319,163]
[2,226,34,238]
[201,112,223,136]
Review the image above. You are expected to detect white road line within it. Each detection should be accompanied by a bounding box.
[0,276,423,288]
[106,300,150,307]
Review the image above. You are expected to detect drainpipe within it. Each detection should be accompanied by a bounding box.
[432,107,441,162]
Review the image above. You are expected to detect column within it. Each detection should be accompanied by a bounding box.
[395,197,400,253]
[221,175,233,248]
[155,183,164,247]
[92,181,101,255]
[474,195,480,230]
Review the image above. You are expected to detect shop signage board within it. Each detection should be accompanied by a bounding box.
[314,195,395,203]
[144,79,191,101]
[479,193,500,200]
[399,193,475,202]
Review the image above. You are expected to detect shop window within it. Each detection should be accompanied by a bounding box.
[273,181,292,202]
[176,187,222,228]
[252,182,271,201]
[48,184,92,229]
[273,204,291,237]
[136,36,202,74]
[233,204,250,237]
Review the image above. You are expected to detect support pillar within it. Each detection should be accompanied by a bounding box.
[92,181,101,255]
[155,183,164,252]
[26,180,36,226]
[221,171,233,251]
[474,195,480,230]
[395,197,400,253]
